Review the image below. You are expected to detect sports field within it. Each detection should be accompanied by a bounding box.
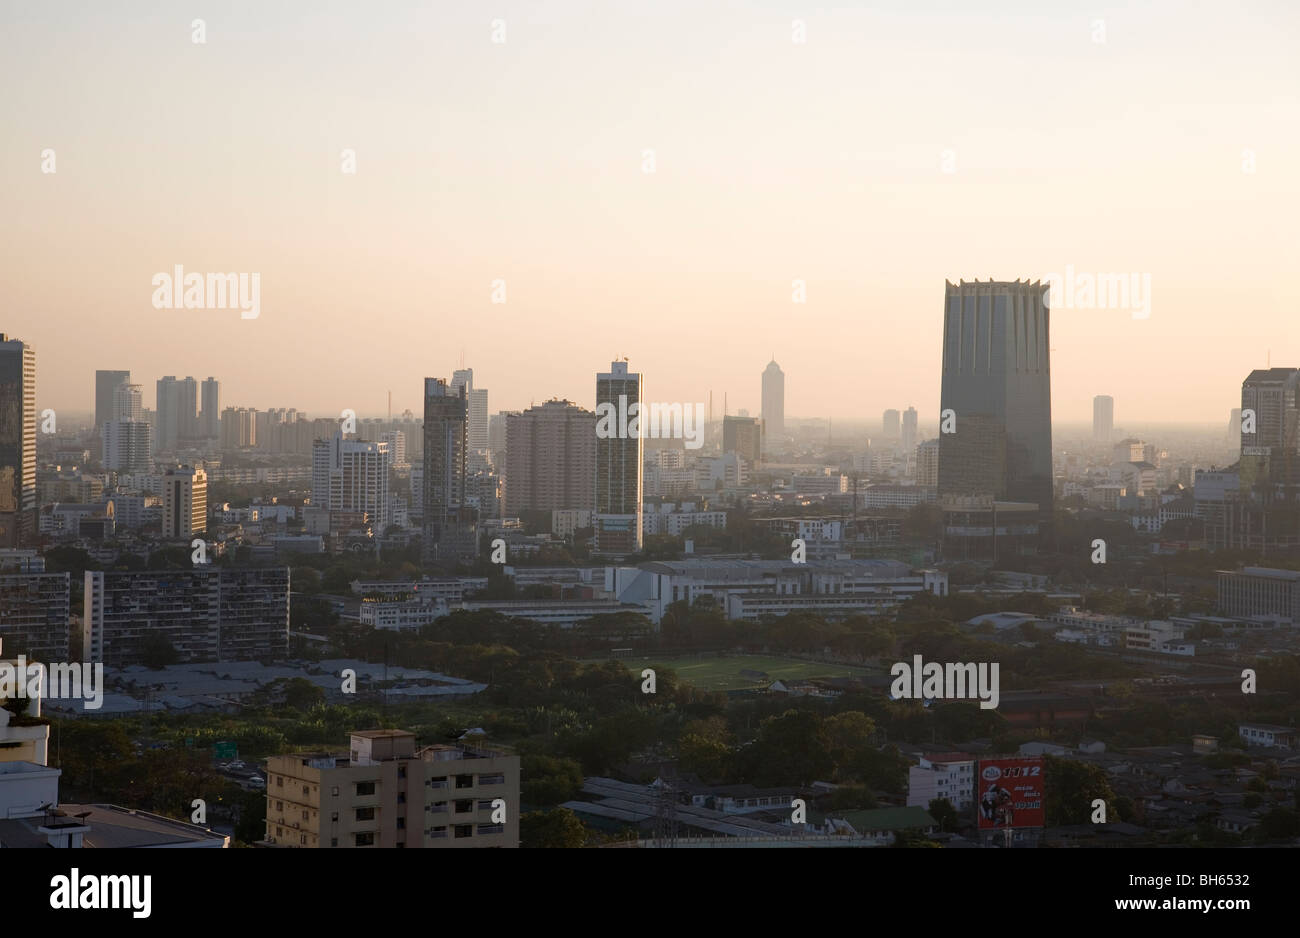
[618,654,877,692]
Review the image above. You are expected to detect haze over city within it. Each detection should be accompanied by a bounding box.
[5,0,1298,422]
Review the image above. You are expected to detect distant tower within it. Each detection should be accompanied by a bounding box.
[1093,395,1114,444]
[901,407,918,451]
[422,378,473,564]
[761,359,784,456]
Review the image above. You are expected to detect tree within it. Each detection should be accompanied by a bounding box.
[520,808,587,848]
[1253,807,1300,844]
[736,710,832,787]
[677,734,731,781]
[520,755,583,807]
[928,797,961,832]
[1044,755,1115,825]
[140,634,179,669]
[824,711,876,780]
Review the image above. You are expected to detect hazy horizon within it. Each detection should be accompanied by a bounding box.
[6,1,1297,423]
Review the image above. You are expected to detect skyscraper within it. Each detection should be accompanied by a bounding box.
[901,407,918,452]
[723,415,762,464]
[504,400,596,516]
[422,378,474,563]
[1239,367,1300,485]
[0,336,36,548]
[103,419,153,474]
[163,466,207,538]
[200,377,221,439]
[468,388,489,451]
[595,360,642,553]
[95,370,130,431]
[761,360,784,455]
[113,382,143,421]
[1093,395,1114,444]
[882,409,901,440]
[155,376,199,451]
[937,279,1053,521]
[312,432,391,530]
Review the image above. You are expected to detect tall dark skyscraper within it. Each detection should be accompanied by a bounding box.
[594,360,643,553]
[95,369,130,431]
[0,335,37,547]
[422,377,473,564]
[937,279,1053,518]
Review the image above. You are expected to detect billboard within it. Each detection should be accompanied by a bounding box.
[976,758,1045,830]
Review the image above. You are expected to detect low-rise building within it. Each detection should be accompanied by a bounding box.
[264,730,519,848]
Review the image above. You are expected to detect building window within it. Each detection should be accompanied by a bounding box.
[302,810,309,821]
[479,773,505,785]
[454,825,473,839]
[276,801,283,811]
[430,776,448,789]
[331,786,339,796]
[397,792,406,804]
[303,786,310,797]
[398,766,406,779]
[455,799,473,814]
[430,801,448,814]
[356,807,376,822]
[356,781,376,796]
[477,824,504,835]
[455,774,474,789]
[355,832,374,847]
[396,818,405,830]
[299,834,307,845]
[331,838,338,847]
[276,777,284,787]
[430,826,447,839]
[331,812,338,822]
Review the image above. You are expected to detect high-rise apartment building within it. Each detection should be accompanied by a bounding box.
[422,378,474,563]
[162,465,207,537]
[311,432,391,530]
[1093,395,1114,444]
[595,360,643,553]
[379,430,407,469]
[112,382,143,421]
[200,377,221,438]
[916,438,940,487]
[901,407,918,452]
[468,389,489,451]
[937,279,1053,526]
[155,376,199,451]
[95,370,130,431]
[882,409,901,440]
[0,336,37,548]
[84,567,289,665]
[103,419,153,474]
[0,571,71,660]
[263,730,519,849]
[761,360,784,455]
[219,407,257,449]
[503,400,596,516]
[722,415,762,464]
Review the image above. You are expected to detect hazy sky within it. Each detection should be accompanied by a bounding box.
[4,1,1297,425]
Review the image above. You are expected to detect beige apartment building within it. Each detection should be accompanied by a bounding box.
[264,730,519,848]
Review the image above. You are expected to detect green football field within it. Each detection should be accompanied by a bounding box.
[617,654,876,692]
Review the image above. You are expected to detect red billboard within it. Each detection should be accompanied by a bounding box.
[976,758,1045,830]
